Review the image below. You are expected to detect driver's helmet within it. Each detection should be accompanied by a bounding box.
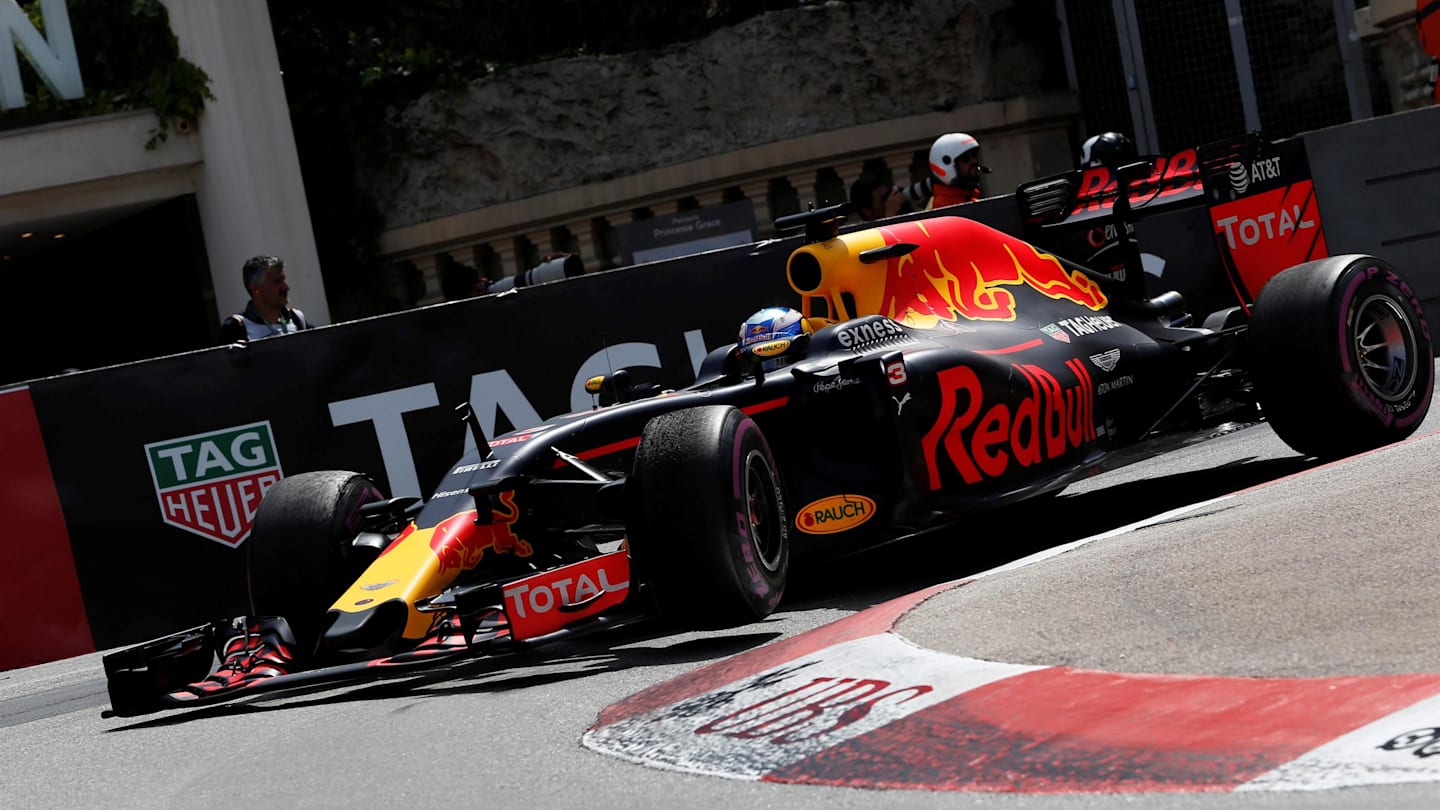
[1080,131,1138,168]
[928,132,981,186]
[738,306,809,370]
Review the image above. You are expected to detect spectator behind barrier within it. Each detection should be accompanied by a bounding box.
[216,255,313,344]
[849,174,906,222]
[441,261,491,301]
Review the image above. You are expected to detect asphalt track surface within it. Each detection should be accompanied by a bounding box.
[4,392,1440,808]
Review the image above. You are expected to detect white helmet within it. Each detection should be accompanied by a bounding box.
[928,132,981,185]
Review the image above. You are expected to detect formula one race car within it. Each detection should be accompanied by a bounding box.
[103,132,1434,716]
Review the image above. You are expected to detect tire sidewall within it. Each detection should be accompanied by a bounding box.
[723,413,788,618]
[628,405,790,625]
[1332,262,1433,430]
[245,471,385,652]
[1250,255,1434,456]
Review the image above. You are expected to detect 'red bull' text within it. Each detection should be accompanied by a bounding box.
[922,360,1096,488]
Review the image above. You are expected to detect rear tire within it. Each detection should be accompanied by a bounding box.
[1249,255,1433,458]
[246,470,386,657]
[627,406,788,627]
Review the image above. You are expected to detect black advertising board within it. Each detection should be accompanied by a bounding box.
[25,194,1221,651]
[29,235,801,647]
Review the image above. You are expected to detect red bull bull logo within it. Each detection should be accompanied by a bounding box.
[790,218,1110,330]
[922,360,1096,489]
[428,490,533,574]
[872,219,1108,327]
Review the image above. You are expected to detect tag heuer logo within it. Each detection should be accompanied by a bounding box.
[1041,323,1070,343]
[145,422,284,547]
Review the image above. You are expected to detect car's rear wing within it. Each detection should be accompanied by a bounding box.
[1017,132,1330,312]
[1017,147,1204,231]
[1195,132,1329,308]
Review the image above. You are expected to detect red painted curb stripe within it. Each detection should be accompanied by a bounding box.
[594,583,951,727]
[766,667,1440,793]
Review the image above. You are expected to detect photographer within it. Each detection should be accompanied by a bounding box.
[925,132,988,208]
[892,132,990,212]
[848,174,907,221]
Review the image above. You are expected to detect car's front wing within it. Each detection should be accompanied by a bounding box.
[102,550,643,718]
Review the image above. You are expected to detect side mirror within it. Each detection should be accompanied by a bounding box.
[585,368,662,406]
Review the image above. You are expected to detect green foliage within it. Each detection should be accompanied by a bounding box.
[0,0,213,149]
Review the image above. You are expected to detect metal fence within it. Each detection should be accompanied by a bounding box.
[1061,0,1373,153]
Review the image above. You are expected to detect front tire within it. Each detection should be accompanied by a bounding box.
[1249,255,1433,458]
[627,406,789,627]
[246,470,386,657]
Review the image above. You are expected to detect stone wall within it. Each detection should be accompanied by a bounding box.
[358,0,1065,229]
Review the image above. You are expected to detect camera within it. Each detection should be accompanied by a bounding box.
[490,254,585,294]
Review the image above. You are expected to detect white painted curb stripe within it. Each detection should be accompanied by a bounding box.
[1240,690,1440,791]
[583,634,1043,779]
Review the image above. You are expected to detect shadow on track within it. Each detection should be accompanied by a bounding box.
[105,623,788,730]
[785,453,1318,612]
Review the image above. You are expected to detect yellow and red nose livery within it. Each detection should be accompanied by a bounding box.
[330,490,533,640]
[788,217,1107,328]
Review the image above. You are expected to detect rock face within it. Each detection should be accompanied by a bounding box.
[360,0,1063,228]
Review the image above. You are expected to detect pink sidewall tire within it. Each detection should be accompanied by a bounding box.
[628,406,789,628]
[1249,255,1434,458]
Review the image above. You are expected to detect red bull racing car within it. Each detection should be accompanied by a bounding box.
[103,133,1434,716]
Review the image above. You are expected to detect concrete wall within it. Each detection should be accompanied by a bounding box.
[378,93,1082,306]
[1305,104,1440,323]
